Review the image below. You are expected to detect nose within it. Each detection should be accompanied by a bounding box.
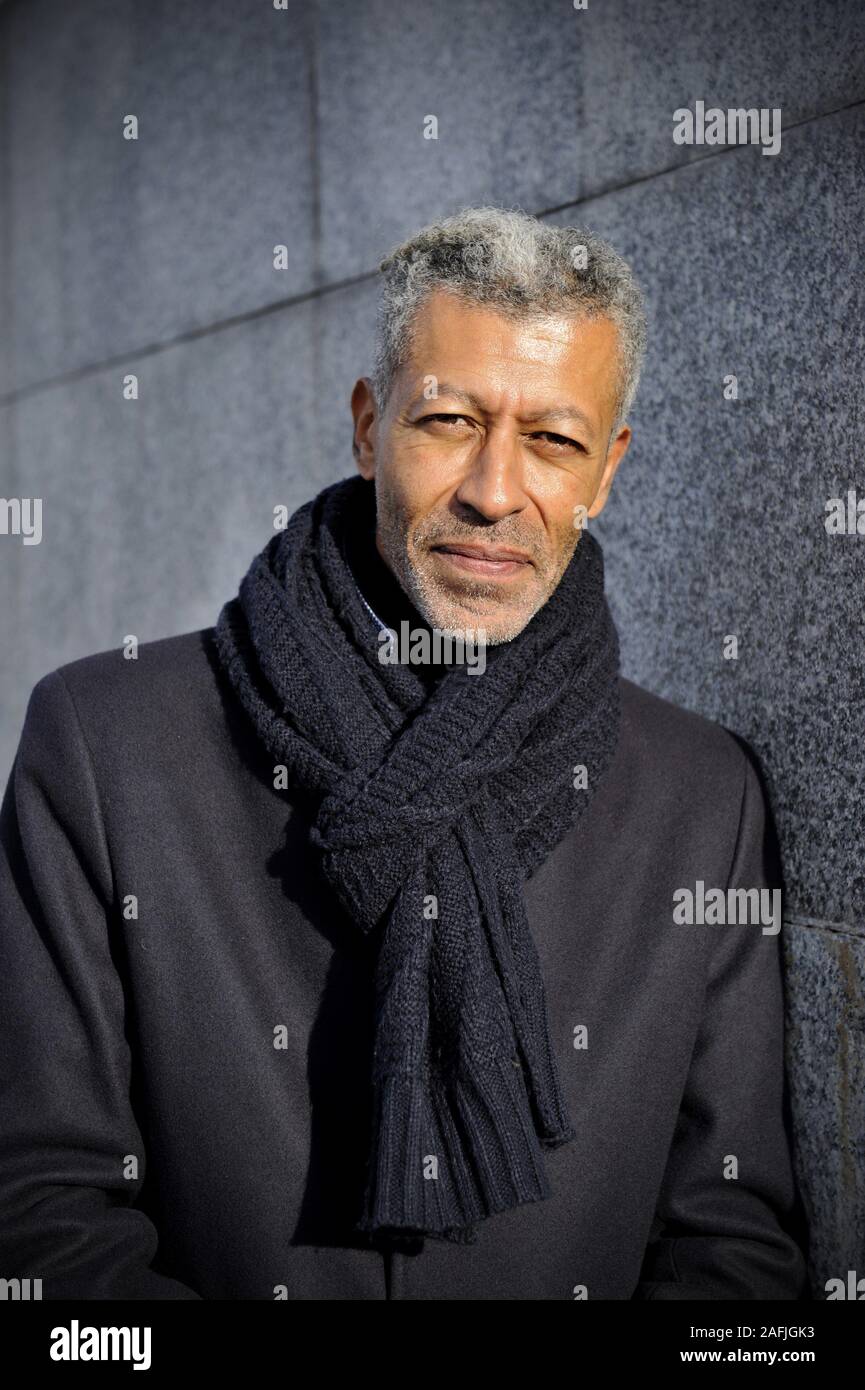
[453,425,528,523]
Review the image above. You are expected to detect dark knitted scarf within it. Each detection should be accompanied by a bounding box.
[213,474,621,1243]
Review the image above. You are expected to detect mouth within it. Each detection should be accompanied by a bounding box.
[429,542,534,579]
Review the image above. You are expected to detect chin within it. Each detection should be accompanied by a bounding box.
[404,556,544,643]
[422,594,537,644]
[479,612,537,644]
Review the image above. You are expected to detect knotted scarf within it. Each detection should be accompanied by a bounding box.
[213,474,621,1243]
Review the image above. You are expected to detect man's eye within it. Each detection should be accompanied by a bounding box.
[533,431,583,451]
[424,413,472,426]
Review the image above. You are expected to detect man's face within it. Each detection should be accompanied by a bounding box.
[351,288,631,643]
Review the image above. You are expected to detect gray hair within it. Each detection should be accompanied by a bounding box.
[371,205,647,440]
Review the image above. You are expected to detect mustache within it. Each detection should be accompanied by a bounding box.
[413,518,547,564]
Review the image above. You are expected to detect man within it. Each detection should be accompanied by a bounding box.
[0,207,808,1300]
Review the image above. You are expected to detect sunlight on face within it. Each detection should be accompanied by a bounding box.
[355,289,631,642]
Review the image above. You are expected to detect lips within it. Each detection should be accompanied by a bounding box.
[431,543,533,578]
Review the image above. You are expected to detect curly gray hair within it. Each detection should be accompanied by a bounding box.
[371,205,647,439]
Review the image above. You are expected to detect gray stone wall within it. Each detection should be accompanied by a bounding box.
[1,0,862,1295]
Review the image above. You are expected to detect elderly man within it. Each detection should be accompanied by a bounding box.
[0,207,807,1300]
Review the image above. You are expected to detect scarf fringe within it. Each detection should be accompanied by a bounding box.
[355,1052,573,1240]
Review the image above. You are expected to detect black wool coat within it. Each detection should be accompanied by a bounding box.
[0,627,809,1300]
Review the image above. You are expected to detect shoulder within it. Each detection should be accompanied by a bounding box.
[606,680,776,896]
[45,627,214,697]
[619,676,748,769]
[616,676,762,824]
[22,628,222,747]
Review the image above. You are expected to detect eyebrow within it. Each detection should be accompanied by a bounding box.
[412,383,597,440]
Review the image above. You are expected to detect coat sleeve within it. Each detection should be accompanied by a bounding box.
[0,668,202,1299]
[633,748,810,1300]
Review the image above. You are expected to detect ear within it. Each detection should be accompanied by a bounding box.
[351,377,379,480]
[588,425,631,518]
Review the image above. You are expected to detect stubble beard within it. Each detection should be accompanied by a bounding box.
[373,483,580,645]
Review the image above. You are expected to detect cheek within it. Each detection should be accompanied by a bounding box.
[525,461,598,539]
[376,464,437,548]
[383,445,464,521]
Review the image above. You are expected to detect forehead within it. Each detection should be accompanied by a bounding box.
[402,288,621,417]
